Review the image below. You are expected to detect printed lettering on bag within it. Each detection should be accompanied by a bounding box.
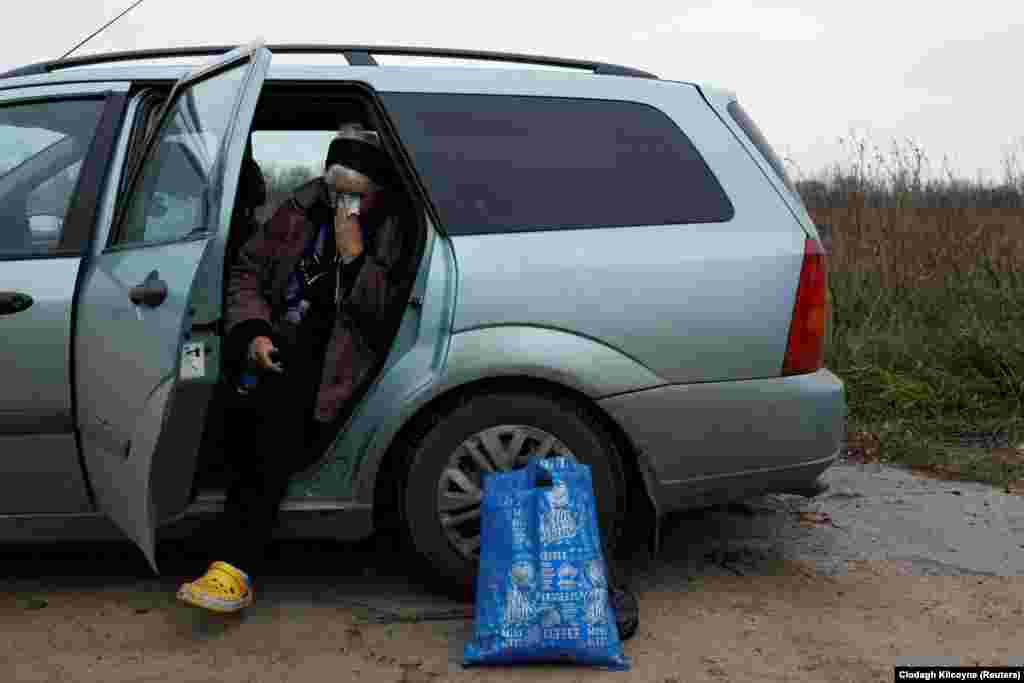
[557,562,579,590]
[560,603,579,622]
[541,608,562,627]
[541,481,578,545]
[544,627,582,640]
[504,562,536,624]
[542,563,556,591]
[587,559,607,588]
[500,627,528,639]
[510,506,529,547]
[583,591,607,626]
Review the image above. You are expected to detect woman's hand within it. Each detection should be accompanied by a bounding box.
[335,207,364,262]
[249,336,283,373]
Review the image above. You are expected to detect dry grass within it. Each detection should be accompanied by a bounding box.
[813,207,1024,288]
[802,168,1024,486]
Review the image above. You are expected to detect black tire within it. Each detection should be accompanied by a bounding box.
[401,391,626,598]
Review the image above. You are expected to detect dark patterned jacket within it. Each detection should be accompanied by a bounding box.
[225,177,406,423]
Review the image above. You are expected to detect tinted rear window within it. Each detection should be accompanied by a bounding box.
[382,93,734,236]
[726,100,796,193]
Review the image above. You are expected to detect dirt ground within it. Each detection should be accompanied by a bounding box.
[2,454,1023,682]
[1,561,1022,682]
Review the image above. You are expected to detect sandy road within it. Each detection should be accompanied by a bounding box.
[1,454,1022,682]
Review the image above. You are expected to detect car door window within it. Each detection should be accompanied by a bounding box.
[251,129,335,217]
[112,65,248,247]
[0,99,104,255]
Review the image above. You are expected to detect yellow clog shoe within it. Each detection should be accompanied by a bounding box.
[177,561,253,613]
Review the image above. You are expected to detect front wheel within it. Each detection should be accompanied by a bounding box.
[401,392,626,597]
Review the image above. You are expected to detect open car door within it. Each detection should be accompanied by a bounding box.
[74,43,271,571]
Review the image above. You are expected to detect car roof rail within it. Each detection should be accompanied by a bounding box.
[0,44,658,80]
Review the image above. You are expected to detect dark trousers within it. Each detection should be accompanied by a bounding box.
[216,367,327,577]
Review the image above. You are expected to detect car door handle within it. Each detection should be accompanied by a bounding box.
[0,291,33,316]
[129,271,168,307]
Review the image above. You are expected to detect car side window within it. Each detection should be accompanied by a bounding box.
[380,93,734,236]
[250,129,335,219]
[112,65,247,247]
[0,98,104,256]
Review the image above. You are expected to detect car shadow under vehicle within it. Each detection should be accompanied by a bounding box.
[2,459,1021,619]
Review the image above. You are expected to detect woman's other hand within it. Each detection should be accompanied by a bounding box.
[249,336,283,373]
[335,208,364,262]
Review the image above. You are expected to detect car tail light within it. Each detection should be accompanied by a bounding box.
[782,237,829,376]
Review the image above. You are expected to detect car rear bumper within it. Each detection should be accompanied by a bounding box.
[599,368,846,514]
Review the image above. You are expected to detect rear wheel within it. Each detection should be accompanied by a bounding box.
[401,391,626,597]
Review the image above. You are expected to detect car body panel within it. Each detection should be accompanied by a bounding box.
[76,237,214,564]
[441,325,664,398]
[697,84,821,242]
[1,63,693,92]
[74,45,272,569]
[0,80,132,97]
[0,259,88,513]
[448,225,804,384]
[599,369,846,497]
[0,434,91,514]
[0,82,130,515]
[653,452,840,514]
[0,257,79,430]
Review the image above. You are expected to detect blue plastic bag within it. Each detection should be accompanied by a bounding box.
[463,455,631,671]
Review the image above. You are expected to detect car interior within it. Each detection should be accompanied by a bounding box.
[190,85,427,495]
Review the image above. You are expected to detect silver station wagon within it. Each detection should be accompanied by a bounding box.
[0,42,846,592]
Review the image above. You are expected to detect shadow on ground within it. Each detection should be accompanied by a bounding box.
[0,498,807,619]
[2,457,1022,618]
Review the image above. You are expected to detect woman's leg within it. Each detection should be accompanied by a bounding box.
[217,369,311,578]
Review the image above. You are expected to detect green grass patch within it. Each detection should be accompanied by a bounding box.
[850,418,1024,485]
[15,595,48,610]
[830,265,1024,489]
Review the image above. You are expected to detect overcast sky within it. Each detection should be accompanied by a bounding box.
[3,0,1021,184]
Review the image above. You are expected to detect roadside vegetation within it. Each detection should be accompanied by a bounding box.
[257,164,318,221]
[799,134,1024,490]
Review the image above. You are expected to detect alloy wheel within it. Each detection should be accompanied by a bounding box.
[436,424,571,561]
